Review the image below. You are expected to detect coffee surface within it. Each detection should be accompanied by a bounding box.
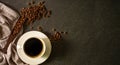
[24,38,43,57]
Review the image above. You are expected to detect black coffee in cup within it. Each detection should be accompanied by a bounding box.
[23,38,43,57]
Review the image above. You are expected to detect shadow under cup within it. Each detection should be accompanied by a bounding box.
[23,37,45,58]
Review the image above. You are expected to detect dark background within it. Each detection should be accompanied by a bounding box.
[1,0,120,65]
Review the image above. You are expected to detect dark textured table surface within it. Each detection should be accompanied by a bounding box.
[1,0,120,65]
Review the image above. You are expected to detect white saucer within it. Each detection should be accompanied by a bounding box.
[17,31,51,65]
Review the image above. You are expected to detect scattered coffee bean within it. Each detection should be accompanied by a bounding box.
[32,0,35,4]
[53,32,61,40]
[60,31,64,34]
[37,26,42,31]
[64,32,68,34]
[52,28,56,31]
[30,25,33,30]
[27,2,31,6]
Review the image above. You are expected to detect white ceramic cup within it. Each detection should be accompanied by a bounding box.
[17,31,51,65]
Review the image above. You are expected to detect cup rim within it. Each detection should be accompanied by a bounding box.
[17,31,51,65]
[23,37,46,58]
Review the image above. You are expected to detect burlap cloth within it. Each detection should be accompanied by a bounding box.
[0,2,28,65]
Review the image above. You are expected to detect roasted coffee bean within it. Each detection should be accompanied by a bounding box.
[3,1,52,54]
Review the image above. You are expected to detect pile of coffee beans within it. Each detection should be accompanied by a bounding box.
[1,1,52,54]
[2,0,68,53]
[20,1,51,25]
[11,1,52,43]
